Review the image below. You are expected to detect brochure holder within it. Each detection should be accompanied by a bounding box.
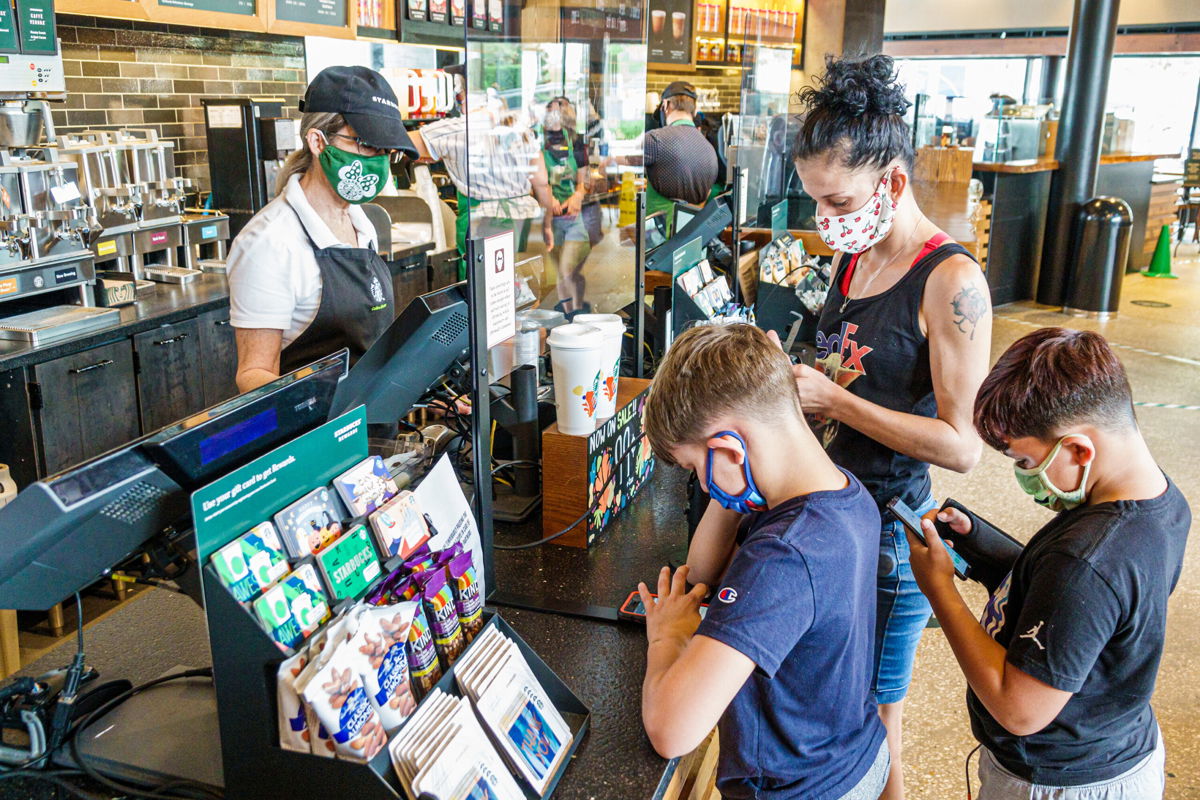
[194,408,589,799]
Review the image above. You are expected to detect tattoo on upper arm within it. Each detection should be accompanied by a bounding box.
[950,285,989,339]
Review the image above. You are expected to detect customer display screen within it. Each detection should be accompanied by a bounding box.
[199,408,279,466]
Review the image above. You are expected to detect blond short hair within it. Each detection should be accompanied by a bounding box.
[644,324,802,465]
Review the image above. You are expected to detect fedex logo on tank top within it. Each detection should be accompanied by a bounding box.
[812,322,874,448]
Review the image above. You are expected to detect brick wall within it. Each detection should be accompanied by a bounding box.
[647,68,744,113]
[56,15,307,194]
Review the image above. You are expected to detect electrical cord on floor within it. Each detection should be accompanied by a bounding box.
[493,506,591,550]
[964,742,982,799]
[66,667,221,800]
[0,768,108,800]
[491,460,539,475]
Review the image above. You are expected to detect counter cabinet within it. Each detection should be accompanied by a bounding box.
[0,305,237,490]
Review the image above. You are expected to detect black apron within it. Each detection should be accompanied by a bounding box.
[279,208,395,375]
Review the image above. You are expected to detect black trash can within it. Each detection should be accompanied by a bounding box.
[1064,197,1133,319]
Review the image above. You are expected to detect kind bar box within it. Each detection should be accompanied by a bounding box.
[317,524,382,604]
[210,521,289,602]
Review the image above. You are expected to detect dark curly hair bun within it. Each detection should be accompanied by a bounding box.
[794,54,915,171]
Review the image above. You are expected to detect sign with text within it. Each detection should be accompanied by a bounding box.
[276,0,346,27]
[647,0,691,65]
[1185,148,1200,188]
[771,200,787,239]
[159,0,255,15]
[483,230,515,350]
[191,407,367,559]
[14,0,54,55]
[584,388,655,543]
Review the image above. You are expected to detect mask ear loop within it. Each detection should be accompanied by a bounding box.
[708,432,765,507]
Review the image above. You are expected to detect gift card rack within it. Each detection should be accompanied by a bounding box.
[192,408,590,799]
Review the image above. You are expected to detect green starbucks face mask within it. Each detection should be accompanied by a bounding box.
[318,140,389,204]
[1013,435,1094,512]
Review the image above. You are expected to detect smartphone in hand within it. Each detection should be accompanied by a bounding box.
[887,497,970,581]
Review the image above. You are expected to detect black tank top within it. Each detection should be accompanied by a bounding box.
[814,235,975,509]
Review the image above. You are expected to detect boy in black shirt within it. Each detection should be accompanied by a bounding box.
[907,328,1189,799]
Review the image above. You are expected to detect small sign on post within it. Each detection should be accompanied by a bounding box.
[483,230,515,350]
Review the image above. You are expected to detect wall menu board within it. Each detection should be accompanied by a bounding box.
[158,0,255,16]
[0,0,18,53]
[14,0,55,55]
[276,0,346,25]
[647,0,691,65]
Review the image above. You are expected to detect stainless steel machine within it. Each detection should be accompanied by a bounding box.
[55,129,141,274]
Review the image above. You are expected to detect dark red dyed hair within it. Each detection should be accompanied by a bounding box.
[974,327,1135,451]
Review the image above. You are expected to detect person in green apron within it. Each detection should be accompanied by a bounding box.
[542,97,593,315]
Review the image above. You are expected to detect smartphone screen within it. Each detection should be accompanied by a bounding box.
[887,497,971,579]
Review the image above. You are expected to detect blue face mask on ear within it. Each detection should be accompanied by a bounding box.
[706,431,768,514]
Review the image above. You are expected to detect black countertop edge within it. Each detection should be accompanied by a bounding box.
[0,275,231,372]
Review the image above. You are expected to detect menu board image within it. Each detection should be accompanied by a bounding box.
[0,0,18,53]
[276,0,347,26]
[14,0,54,55]
[647,0,691,65]
[159,0,255,15]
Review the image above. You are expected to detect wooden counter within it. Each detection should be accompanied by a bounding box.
[972,152,1178,174]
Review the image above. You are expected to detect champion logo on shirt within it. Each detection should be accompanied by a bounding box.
[717,587,738,604]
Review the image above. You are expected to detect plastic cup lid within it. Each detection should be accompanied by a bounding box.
[547,322,603,350]
[569,313,624,337]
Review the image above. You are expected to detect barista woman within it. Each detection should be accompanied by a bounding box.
[542,96,594,314]
[228,66,416,393]
[790,55,992,799]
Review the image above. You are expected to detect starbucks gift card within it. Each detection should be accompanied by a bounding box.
[316,524,382,603]
[274,487,344,559]
[210,521,289,602]
[251,563,331,650]
[334,455,399,518]
[369,490,430,560]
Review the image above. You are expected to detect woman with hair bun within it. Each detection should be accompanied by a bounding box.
[790,55,993,798]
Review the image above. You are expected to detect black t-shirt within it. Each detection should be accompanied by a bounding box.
[970,477,1190,785]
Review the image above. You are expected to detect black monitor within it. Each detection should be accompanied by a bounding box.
[673,201,701,233]
[328,282,470,424]
[645,195,733,274]
[0,352,350,610]
[644,210,669,253]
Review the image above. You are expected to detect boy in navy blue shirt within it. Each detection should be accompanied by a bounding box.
[640,324,888,799]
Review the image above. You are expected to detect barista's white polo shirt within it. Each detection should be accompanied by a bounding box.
[227,174,377,348]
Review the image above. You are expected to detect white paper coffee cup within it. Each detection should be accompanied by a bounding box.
[570,313,624,420]
[548,323,605,436]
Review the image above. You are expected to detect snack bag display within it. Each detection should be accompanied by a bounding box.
[315,524,382,603]
[210,522,289,603]
[277,650,311,752]
[447,549,484,642]
[420,567,466,668]
[333,455,399,518]
[368,491,430,560]
[406,599,443,698]
[274,487,344,559]
[299,649,389,762]
[349,602,418,733]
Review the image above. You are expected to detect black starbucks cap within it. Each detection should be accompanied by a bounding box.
[300,65,417,157]
[662,81,697,101]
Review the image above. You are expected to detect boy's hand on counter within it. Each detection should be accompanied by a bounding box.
[640,565,706,647]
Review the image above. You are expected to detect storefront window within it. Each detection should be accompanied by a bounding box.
[1105,56,1200,160]
[894,57,1031,148]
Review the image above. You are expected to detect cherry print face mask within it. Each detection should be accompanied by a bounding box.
[815,169,897,254]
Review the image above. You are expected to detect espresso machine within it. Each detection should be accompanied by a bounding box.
[0,46,117,344]
[111,128,195,284]
[55,129,141,275]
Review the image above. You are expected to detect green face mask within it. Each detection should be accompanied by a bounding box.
[317,141,390,204]
[1013,435,1094,512]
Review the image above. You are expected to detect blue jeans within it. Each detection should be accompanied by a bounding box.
[872,495,937,705]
